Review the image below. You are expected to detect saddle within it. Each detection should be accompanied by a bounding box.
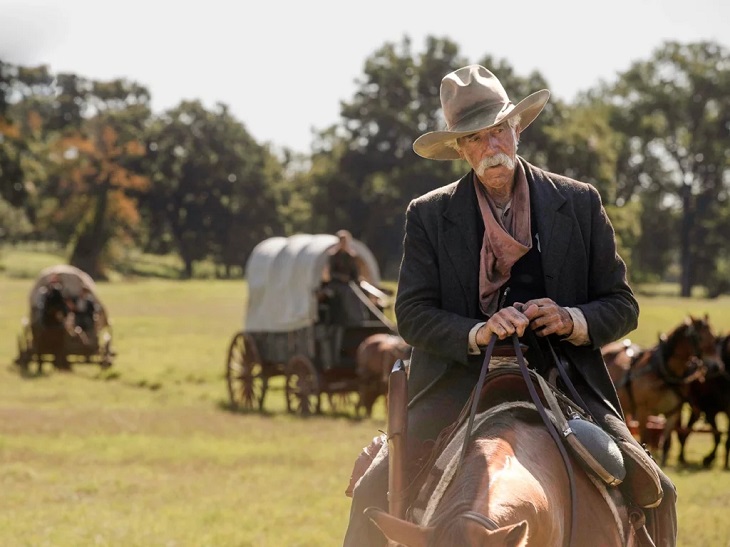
[477,367,662,508]
[403,364,663,513]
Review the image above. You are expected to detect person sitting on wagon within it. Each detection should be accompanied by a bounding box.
[317,230,369,368]
[37,273,73,369]
[325,230,369,324]
[328,230,361,285]
[73,286,99,337]
[39,274,70,327]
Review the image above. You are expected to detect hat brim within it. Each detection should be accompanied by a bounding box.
[413,89,550,160]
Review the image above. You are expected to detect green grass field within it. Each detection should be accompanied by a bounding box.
[1,248,730,546]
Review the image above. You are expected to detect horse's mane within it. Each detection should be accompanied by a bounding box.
[426,403,543,546]
[660,316,707,358]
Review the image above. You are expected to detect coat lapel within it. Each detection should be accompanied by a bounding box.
[522,159,572,299]
[443,172,481,313]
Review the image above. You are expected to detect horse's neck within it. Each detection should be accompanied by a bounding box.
[459,429,565,545]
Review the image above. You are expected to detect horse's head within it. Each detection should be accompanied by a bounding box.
[365,507,529,547]
[662,314,723,381]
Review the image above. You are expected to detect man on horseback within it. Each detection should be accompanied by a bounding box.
[343,64,677,546]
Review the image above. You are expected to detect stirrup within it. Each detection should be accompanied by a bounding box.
[629,507,657,547]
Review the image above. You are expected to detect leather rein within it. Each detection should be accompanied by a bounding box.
[456,331,584,547]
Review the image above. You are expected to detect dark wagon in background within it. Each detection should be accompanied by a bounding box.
[15,264,115,373]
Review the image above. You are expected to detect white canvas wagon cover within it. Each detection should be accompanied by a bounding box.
[244,233,381,332]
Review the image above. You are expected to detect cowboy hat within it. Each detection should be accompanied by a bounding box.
[413,64,550,160]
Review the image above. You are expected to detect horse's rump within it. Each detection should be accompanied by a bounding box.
[355,333,411,417]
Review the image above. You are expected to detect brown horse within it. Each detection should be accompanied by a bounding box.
[365,401,635,546]
[603,315,722,466]
[355,333,411,417]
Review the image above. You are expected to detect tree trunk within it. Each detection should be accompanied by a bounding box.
[69,181,109,279]
[679,184,694,298]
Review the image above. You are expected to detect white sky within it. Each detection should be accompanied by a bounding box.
[1,0,728,154]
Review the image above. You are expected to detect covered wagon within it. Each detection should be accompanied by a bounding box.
[226,233,396,415]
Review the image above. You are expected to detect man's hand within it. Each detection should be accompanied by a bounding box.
[517,298,574,338]
[475,304,537,345]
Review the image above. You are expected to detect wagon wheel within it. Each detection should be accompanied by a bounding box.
[14,323,33,372]
[96,328,115,370]
[226,332,267,411]
[99,337,114,369]
[15,317,37,374]
[285,355,321,416]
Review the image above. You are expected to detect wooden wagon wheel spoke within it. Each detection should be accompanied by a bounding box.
[285,355,321,417]
[226,333,267,411]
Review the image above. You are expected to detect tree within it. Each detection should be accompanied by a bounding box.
[309,36,467,273]
[0,62,54,214]
[48,77,152,278]
[143,101,283,278]
[608,40,730,296]
[53,116,149,278]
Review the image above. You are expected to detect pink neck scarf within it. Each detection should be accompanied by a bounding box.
[474,161,532,316]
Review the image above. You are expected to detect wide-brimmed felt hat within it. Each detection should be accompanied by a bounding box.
[413,64,550,160]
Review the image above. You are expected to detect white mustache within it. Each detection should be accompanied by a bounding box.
[476,153,514,175]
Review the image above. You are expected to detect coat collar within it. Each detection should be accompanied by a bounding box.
[441,158,573,306]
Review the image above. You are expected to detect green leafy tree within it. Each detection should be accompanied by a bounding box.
[143,101,282,278]
[309,36,466,273]
[0,62,54,214]
[0,196,32,242]
[608,40,730,296]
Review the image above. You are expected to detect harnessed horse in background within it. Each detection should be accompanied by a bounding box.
[355,333,412,418]
[675,332,730,469]
[603,315,722,467]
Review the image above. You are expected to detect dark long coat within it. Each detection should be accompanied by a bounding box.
[394,157,639,419]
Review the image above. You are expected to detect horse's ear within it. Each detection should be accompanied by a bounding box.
[478,520,529,547]
[684,315,693,326]
[364,507,432,547]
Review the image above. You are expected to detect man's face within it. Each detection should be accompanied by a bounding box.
[457,122,520,190]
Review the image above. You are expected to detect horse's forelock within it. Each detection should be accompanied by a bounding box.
[428,512,473,547]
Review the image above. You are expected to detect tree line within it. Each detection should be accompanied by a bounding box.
[1,36,728,297]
